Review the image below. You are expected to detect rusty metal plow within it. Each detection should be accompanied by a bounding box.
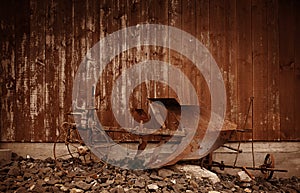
[202,97,288,180]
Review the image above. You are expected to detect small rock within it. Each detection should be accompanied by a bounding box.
[31,184,45,192]
[156,181,167,187]
[244,188,252,193]
[158,168,174,178]
[190,179,199,189]
[221,181,234,189]
[29,184,35,191]
[185,174,192,179]
[23,172,32,180]
[8,166,21,176]
[147,184,159,191]
[173,183,185,193]
[240,182,252,188]
[208,191,220,193]
[36,179,46,186]
[134,179,145,188]
[252,185,259,191]
[40,167,52,174]
[85,176,94,183]
[106,179,114,185]
[175,164,220,184]
[15,187,27,193]
[111,185,125,193]
[45,157,55,163]
[263,181,273,190]
[177,178,186,184]
[54,170,64,177]
[237,171,252,182]
[150,173,163,181]
[46,179,60,185]
[70,188,84,193]
[60,185,69,192]
[46,186,60,192]
[75,181,92,191]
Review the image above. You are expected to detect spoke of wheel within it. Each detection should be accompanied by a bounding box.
[55,153,74,158]
[69,143,80,148]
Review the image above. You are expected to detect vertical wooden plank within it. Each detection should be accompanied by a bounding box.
[195,0,211,111]
[294,0,300,140]
[139,0,149,117]
[63,0,74,131]
[236,0,253,140]
[182,0,196,104]
[73,0,87,108]
[252,0,268,140]
[147,0,169,99]
[126,0,142,125]
[110,0,123,128]
[267,0,280,141]
[119,0,127,127]
[86,0,100,111]
[278,0,295,140]
[56,1,67,138]
[29,0,46,142]
[224,0,237,125]
[15,0,31,142]
[45,0,60,141]
[86,0,100,132]
[209,0,227,125]
[97,0,109,125]
[168,0,182,134]
[0,0,16,141]
[101,0,114,127]
[168,0,182,101]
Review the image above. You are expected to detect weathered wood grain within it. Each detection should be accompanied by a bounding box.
[279,0,295,140]
[29,0,46,142]
[0,0,299,142]
[195,0,211,112]
[224,0,237,125]
[267,0,280,141]
[236,0,253,140]
[295,0,300,141]
[0,0,16,141]
[252,0,268,140]
[14,0,31,142]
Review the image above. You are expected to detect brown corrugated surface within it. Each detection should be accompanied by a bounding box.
[29,0,46,142]
[195,0,211,111]
[14,0,31,142]
[0,0,299,142]
[236,0,253,140]
[295,0,300,140]
[0,0,16,142]
[267,0,280,140]
[224,0,237,125]
[278,0,295,140]
[252,0,268,140]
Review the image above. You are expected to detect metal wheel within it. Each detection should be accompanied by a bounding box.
[260,153,275,180]
[53,122,91,169]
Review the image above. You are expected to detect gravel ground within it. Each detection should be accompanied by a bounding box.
[0,153,299,193]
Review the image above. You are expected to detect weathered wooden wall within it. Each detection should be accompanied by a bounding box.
[0,0,299,142]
